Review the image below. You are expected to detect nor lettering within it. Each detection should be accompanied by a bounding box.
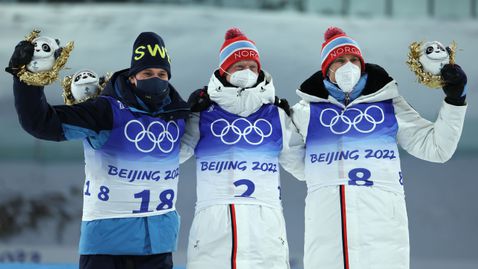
[234,50,257,59]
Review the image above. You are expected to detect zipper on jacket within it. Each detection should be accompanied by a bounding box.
[340,92,350,182]
[237,88,245,96]
[344,92,351,106]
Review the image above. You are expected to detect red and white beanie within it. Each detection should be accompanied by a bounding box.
[219,28,260,76]
[320,27,365,75]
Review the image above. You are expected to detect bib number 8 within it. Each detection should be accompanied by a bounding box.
[348,167,373,186]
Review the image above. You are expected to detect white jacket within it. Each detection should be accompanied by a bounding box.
[292,63,467,269]
[292,65,466,175]
[183,70,303,269]
[181,70,305,183]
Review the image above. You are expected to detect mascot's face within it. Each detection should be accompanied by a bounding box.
[71,70,100,101]
[423,41,448,60]
[419,41,450,75]
[32,36,59,59]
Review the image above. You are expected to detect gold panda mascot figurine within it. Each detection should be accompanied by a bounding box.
[16,29,74,86]
[419,41,450,75]
[26,36,61,73]
[62,69,110,105]
[407,40,456,88]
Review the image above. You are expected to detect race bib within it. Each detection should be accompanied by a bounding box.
[305,101,404,193]
[195,104,283,209]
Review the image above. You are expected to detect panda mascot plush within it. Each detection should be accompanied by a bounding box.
[407,40,456,88]
[71,69,100,101]
[418,41,450,75]
[62,69,109,105]
[8,29,75,86]
[26,36,62,73]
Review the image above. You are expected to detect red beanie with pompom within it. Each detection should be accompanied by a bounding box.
[320,26,364,76]
[219,27,260,75]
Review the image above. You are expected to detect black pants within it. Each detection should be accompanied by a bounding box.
[79,253,173,269]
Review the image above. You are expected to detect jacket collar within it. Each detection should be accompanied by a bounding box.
[297,63,399,105]
[207,69,275,117]
[101,69,190,120]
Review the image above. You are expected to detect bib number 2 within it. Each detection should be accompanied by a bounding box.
[233,179,255,197]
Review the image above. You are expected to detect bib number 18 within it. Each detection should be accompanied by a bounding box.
[133,189,175,214]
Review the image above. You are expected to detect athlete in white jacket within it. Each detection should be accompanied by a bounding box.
[181,28,305,269]
[291,27,468,269]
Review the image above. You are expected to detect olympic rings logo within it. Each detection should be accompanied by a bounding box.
[210,118,273,145]
[319,105,385,134]
[124,119,180,153]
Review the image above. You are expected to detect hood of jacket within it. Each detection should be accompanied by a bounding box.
[207,69,275,117]
[101,68,190,120]
[297,63,399,105]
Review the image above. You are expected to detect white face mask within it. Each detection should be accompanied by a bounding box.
[228,69,258,88]
[331,62,361,93]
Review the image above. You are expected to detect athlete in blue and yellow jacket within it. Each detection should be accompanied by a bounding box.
[7,32,189,269]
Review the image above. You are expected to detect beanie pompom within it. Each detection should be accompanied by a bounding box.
[225,27,244,40]
[324,27,345,41]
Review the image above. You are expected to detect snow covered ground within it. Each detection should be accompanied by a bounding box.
[0,3,477,269]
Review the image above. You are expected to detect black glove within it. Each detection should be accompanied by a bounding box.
[5,40,34,76]
[274,96,291,116]
[441,64,467,106]
[188,87,212,112]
